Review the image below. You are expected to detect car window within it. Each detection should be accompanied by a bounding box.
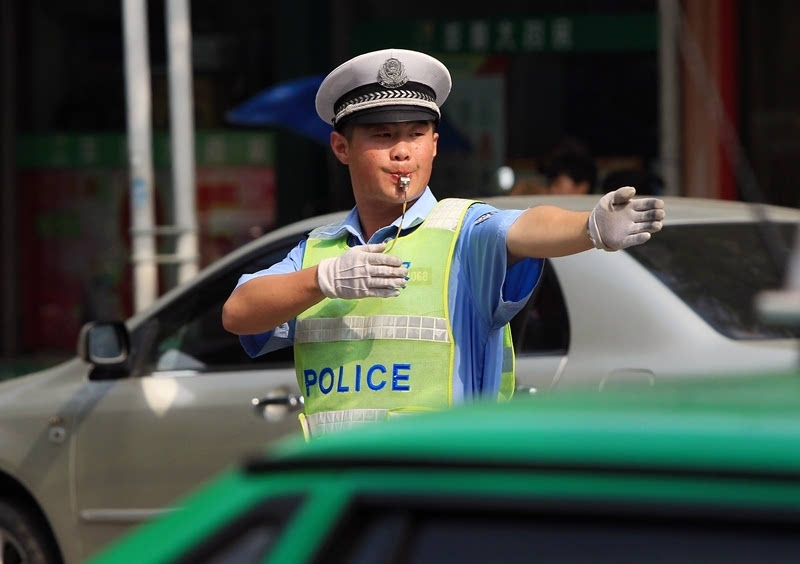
[136,236,304,375]
[509,260,569,355]
[137,234,570,374]
[626,223,800,340]
[174,495,301,564]
[202,525,276,564]
[320,497,800,564]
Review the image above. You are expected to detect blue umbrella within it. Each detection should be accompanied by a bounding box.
[226,75,471,151]
[226,75,334,144]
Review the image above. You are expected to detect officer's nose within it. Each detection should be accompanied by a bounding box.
[390,141,411,161]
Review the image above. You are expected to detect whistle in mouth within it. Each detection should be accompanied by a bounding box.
[399,176,411,191]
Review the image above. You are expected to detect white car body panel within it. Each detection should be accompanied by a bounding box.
[73,366,299,552]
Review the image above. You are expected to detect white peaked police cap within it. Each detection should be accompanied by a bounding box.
[315,48,452,129]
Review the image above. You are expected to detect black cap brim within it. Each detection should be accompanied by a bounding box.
[337,105,439,128]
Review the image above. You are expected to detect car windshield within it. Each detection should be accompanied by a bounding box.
[626,222,800,340]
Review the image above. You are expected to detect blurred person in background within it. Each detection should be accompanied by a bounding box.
[544,138,598,195]
[509,169,548,196]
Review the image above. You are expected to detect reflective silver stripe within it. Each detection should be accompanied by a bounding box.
[306,409,389,437]
[296,315,450,344]
[421,198,473,231]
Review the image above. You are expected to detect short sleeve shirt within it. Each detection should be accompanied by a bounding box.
[235,188,543,403]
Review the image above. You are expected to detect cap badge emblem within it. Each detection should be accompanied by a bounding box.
[377,58,408,88]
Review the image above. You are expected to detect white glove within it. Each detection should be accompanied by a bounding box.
[588,186,665,251]
[317,243,408,299]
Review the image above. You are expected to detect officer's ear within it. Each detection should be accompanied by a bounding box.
[330,129,350,165]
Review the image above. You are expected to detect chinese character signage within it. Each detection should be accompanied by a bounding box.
[354,14,657,54]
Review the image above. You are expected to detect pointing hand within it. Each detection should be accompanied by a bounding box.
[588,187,665,251]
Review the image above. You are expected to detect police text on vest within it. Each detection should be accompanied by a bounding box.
[303,363,411,396]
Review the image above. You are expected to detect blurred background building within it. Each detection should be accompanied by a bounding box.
[1,0,799,366]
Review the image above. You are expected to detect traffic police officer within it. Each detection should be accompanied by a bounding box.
[222,48,665,439]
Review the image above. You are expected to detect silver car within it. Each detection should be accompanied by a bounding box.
[2,195,799,563]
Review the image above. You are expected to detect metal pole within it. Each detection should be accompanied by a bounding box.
[658,0,681,196]
[166,0,199,284]
[122,0,158,311]
[1,0,18,356]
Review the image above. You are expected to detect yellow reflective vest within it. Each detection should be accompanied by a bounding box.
[295,198,514,438]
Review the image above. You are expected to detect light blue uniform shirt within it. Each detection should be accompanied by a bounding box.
[236,188,543,403]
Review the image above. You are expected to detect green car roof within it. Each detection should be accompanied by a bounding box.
[91,369,800,564]
[269,369,800,476]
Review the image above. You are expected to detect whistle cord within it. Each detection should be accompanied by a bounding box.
[383,194,407,254]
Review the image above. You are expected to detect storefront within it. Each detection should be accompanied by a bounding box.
[2,0,798,359]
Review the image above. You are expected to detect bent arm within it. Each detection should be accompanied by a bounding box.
[222,266,324,335]
[506,205,592,261]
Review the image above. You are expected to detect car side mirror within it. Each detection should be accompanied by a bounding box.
[78,321,130,368]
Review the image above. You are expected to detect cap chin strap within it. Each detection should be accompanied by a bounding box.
[334,98,440,126]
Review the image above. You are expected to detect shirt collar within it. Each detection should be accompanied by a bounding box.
[332,187,438,245]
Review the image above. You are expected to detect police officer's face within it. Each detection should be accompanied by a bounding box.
[331,121,438,205]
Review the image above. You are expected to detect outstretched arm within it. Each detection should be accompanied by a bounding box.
[507,206,593,260]
[507,187,665,262]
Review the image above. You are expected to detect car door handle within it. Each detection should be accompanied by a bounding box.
[251,393,304,421]
[599,368,655,391]
[251,394,304,409]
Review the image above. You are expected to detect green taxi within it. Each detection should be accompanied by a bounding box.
[90,370,800,563]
